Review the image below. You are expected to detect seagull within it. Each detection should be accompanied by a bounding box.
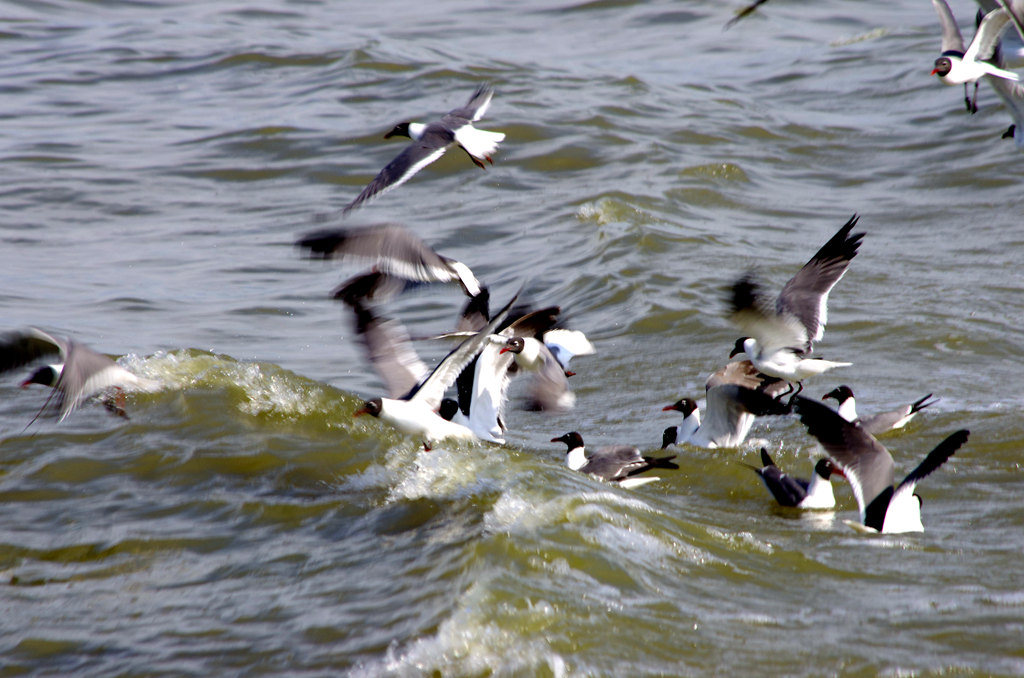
[341,84,505,215]
[341,286,515,444]
[791,396,969,534]
[297,223,483,301]
[988,2,1024,146]
[743,448,841,510]
[822,385,939,437]
[661,360,790,449]
[724,0,770,30]
[931,0,1019,113]
[0,327,159,422]
[539,328,595,377]
[353,290,518,448]
[499,336,577,411]
[728,214,864,393]
[448,306,565,442]
[550,431,679,489]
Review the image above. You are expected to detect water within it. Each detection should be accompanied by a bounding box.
[2,0,1023,675]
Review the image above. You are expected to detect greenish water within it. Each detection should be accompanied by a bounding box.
[2,0,1024,675]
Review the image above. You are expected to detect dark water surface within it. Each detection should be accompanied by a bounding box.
[2,0,1023,675]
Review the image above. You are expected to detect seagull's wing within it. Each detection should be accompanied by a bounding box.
[332,270,419,305]
[298,223,481,296]
[966,7,1010,61]
[987,64,1024,140]
[57,347,135,420]
[703,381,789,447]
[998,0,1024,41]
[524,342,574,412]
[341,134,451,214]
[729,275,809,353]
[449,84,494,122]
[543,328,595,369]
[0,327,66,375]
[753,455,811,508]
[408,289,519,410]
[776,215,864,348]
[933,0,967,53]
[791,396,894,520]
[895,429,969,495]
[349,302,430,399]
[585,445,646,481]
[453,336,514,442]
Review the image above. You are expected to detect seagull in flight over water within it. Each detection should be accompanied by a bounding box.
[728,214,864,394]
[0,327,159,423]
[791,396,969,534]
[342,84,505,215]
[931,0,1020,113]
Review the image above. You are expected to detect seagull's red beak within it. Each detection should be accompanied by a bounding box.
[353,407,369,418]
[19,378,32,388]
[498,347,511,354]
[930,68,939,76]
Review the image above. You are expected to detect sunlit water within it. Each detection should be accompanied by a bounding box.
[2,0,1023,675]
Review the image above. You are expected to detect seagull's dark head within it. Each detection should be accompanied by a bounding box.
[439,398,460,422]
[661,426,678,450]
[550,431,584,452]
[354,397,383,418]
[822,385,854,404]
[662,398,698,417]
[384,122,412,139]
[499,337,525,355]
[729,337,749,359]
[21,365,59,388]
[931,56,955,77]
[814,458,841,480]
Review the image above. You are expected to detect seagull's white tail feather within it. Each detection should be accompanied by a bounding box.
[456,126,505,160]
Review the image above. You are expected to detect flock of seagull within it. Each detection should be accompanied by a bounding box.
[7,2,1011,536]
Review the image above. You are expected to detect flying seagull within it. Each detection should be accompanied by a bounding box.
[0,327,159,422]
[931,0,1019,113]
[342,84,505,214]
[728,214,864,393]
[297,222,484,301]
[791,396,969,534]
[352,290,519,448]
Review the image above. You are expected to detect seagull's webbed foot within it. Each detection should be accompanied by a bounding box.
[965,83,979,114]
[103,388,129,419]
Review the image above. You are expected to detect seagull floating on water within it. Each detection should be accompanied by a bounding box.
[791,396,969,534]
[822,385,938,437]
[0,327,159,423]
[931,0,1019,113]
[550,431,678,489]
[661,360,789,449]
[342,84,505,215]
[743,447,840,510]
[728,214,864,393]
